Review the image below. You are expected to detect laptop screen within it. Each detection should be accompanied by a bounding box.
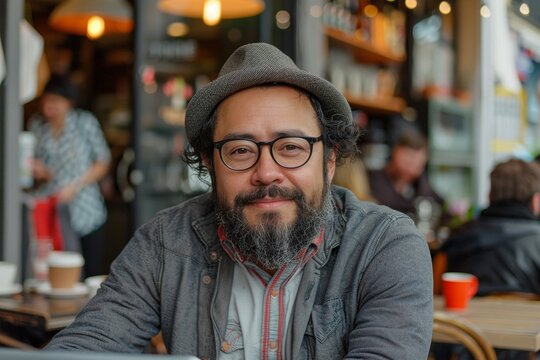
[0,349,199,360]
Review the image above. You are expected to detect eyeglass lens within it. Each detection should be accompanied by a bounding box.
[220,137,313,170]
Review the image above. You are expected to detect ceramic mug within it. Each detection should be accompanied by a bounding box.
[0,262,17,290]
[442,272,478,311]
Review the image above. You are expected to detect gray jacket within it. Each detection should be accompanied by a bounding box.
[47,186,433,359]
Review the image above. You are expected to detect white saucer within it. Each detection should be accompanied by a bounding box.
[36,282,89,298]
[0,283,22,297]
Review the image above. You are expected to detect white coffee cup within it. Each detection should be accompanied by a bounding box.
[0,262,17,290]
[47,251,84,289]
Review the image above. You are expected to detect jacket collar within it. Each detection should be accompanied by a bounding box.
[481,201,537,220]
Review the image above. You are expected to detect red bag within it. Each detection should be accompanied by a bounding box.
[32,196,64,250]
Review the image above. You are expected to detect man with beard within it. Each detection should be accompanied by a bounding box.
[46,43,433,359]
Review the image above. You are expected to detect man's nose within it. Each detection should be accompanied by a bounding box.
[251,146,284,185]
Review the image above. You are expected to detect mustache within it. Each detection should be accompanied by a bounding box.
[235,185,303,206]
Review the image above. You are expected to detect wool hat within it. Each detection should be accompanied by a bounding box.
[43,74,79,103]
[185,42,352,143]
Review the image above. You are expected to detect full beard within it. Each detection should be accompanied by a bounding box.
[215,183,333,271]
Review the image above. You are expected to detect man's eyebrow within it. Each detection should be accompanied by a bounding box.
[220,130,312,141]
[220,133,256,141]
[273,130,311,137]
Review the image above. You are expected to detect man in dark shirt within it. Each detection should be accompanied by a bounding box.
[443,158,540,295]
[436,158,540,360]
[368,130,443,217]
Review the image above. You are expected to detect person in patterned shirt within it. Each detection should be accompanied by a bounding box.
[29,74,111,277]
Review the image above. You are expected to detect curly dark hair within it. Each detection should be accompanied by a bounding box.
[183,85,360,183]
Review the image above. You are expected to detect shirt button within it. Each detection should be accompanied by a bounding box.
[202,275,212,285]
[270,289,279,298]
[268,340,278,351]
[221,341,230,352]
[210,251,219,262]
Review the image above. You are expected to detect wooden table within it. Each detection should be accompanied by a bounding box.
[0,292,89,348]
[434,295,540,352]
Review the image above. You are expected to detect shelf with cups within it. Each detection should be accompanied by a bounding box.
[324,24,407,115]
[344,91,406,115]
[324,27,405,65]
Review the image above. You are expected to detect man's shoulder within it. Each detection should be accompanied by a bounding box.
[136,192,214,236]
[154,192,214,222]
[334,185,410,222]
[132,192,216,251]
[332,186,417,248]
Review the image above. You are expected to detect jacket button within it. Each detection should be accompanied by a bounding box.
[221,341,230,352]
[210,251,219,262]
[202,275,212,285]
[268,340,278,351]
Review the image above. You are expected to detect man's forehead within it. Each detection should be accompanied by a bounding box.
[213,87,320,134]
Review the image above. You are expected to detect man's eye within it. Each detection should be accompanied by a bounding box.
[227,146,257,158]
[231,147,251,155]
[283,144,302,151]
[278,142,307,153]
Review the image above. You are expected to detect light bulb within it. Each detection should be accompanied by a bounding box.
[87,16,105,39]
[364,5,378,18]
[520,3,530,15]
[480,5,491,18]
[167,22,189,37]
[203,0,221,26]
[439,1,452,15]
[405,0,417,10]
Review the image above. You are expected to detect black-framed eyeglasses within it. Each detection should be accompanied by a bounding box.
[213,135,324,171]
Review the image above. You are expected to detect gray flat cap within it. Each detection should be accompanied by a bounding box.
[185,42,352,143]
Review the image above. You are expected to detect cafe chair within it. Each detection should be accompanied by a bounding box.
[431,311,497,360]
[0,330,37,351]
[432,251,447,295]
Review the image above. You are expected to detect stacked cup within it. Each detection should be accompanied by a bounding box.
[0,261,17,293]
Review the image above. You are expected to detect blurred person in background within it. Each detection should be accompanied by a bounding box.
[442,158,540,296]
[368,130,444,216]
[29,74,111,277]
[434,158,540,360]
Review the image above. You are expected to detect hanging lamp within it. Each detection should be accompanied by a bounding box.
[158,0,265,26]
[49,0,133,39]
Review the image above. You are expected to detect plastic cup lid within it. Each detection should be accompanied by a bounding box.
[47,251,84,267]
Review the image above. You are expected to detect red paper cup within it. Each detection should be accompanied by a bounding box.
[442,272,478,311]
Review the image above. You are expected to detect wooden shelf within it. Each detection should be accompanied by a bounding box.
[324,27,405,64]
[344,91,406,114]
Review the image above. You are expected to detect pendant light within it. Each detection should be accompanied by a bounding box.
[158,0,265,26]
[49,0,133,39]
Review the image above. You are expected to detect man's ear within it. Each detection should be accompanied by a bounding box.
[326,148,337,183]
[531,192,540,216]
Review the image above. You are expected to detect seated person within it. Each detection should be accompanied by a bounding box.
[45,43,433,359]
[442,158,540,295]
[368,130,444,217]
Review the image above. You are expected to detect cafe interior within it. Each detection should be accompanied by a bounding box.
[1,0,540,358]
